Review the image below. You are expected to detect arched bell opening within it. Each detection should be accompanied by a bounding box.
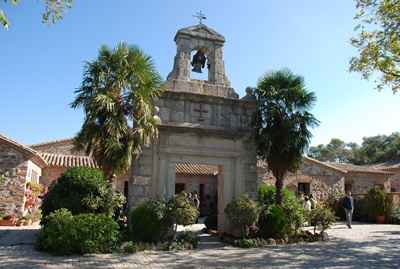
[189,47,209,81]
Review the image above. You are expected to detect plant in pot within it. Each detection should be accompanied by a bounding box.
[366,187,386,224]
[0,214,17,226]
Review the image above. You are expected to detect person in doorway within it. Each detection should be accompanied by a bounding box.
[192,192,200,223]
[309,193,317,209]
[343,191,354,228]
[304,196,312,212]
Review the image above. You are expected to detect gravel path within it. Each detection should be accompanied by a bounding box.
[0,222,399,268]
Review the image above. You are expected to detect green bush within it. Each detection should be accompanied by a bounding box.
[128,193,199,243]
[37,209,119,255]
[225,195,260,238]
[166,192,199,226]
[258,205,288,239]
[366,187,387,220]
[390,207,400,224]
[309,206,336,234]
[258,183,293,206]
[257,184,304,238]
[128,200,167,243]
[41,167,124,222]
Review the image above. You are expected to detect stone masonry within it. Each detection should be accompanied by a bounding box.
[129,23,258,231]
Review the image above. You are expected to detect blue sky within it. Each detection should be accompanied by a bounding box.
[1,0,399,146]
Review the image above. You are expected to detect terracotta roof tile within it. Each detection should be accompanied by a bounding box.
[176,163,218,176]
[39,152,98,168]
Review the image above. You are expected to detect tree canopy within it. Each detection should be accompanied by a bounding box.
[254,69,319,204]
[350,0,400,92]
[308,132,400,164]
[1,0,72,29]
[71,43,163,181]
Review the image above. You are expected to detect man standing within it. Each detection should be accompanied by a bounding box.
[343,191,354,228]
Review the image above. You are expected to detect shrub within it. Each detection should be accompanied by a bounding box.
[36,209,75,254]
[390,207,400,224]
[37,208,119,255]
[225,195,260,238]
[120,241,155,253]
[128,193,198,243]
[258,205,288,239]
[177,231,199,248]
[128,200,167,243]
[41,167,124,222]
[309,206,336,234]
[366,187,387,220]
[166,192,199,226]
[257,184,304,238]
[258,183,292,206]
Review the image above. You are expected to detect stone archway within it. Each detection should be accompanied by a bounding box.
[163,155,233,231]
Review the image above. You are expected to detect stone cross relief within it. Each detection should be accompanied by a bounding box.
[193,103,209,122]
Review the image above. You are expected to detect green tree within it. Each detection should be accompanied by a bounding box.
[254,69,319,204]
[350,0,400,92]
[308,138,354,163]
[308,132,400,165]
[71,43,163,181]
[1,0,72,29]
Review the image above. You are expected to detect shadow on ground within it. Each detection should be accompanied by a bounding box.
[0,224,399,269]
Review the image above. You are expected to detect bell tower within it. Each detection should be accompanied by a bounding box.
[166,22,238,98]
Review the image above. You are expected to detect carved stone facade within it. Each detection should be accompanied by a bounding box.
[129,23,257,231]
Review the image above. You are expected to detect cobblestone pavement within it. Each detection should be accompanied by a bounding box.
[1,222,399,269]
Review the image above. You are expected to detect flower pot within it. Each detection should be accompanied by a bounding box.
[0,218,16,226]
[376,215,385,224]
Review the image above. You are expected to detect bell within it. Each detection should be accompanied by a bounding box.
[192,64,202,73]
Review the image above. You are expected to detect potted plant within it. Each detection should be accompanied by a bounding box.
[366,188,386,224]
[0,214,17,226]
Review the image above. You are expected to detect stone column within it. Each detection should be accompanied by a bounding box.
[167,42,191,81]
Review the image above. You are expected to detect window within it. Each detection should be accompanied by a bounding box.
[297,183,310,195]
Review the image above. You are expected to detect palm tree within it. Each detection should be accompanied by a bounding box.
[254,69,319,204]
[71,43,163,182]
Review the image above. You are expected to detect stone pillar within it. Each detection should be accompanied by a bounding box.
[167,42,191,81]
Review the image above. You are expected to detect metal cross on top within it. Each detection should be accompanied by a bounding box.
[193,10,206,24]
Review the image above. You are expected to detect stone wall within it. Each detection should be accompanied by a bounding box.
[0,144,30,216]
[389,168,400,192]
[258,159,346,201]
[347,172,391,194]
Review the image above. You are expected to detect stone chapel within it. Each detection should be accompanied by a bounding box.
[1,22,399,229]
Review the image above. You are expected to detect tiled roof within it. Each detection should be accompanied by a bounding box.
[0,133,47,168]
[176,163,218,176]
[370,160,400,171]
[39,152,98,168]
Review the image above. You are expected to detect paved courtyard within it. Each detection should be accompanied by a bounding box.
[0,222,399,268]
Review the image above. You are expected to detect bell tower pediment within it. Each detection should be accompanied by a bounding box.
[166,23,238,99]
[174,24,225,43]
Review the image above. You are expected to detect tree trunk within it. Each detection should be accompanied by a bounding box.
[275,173,284,205]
